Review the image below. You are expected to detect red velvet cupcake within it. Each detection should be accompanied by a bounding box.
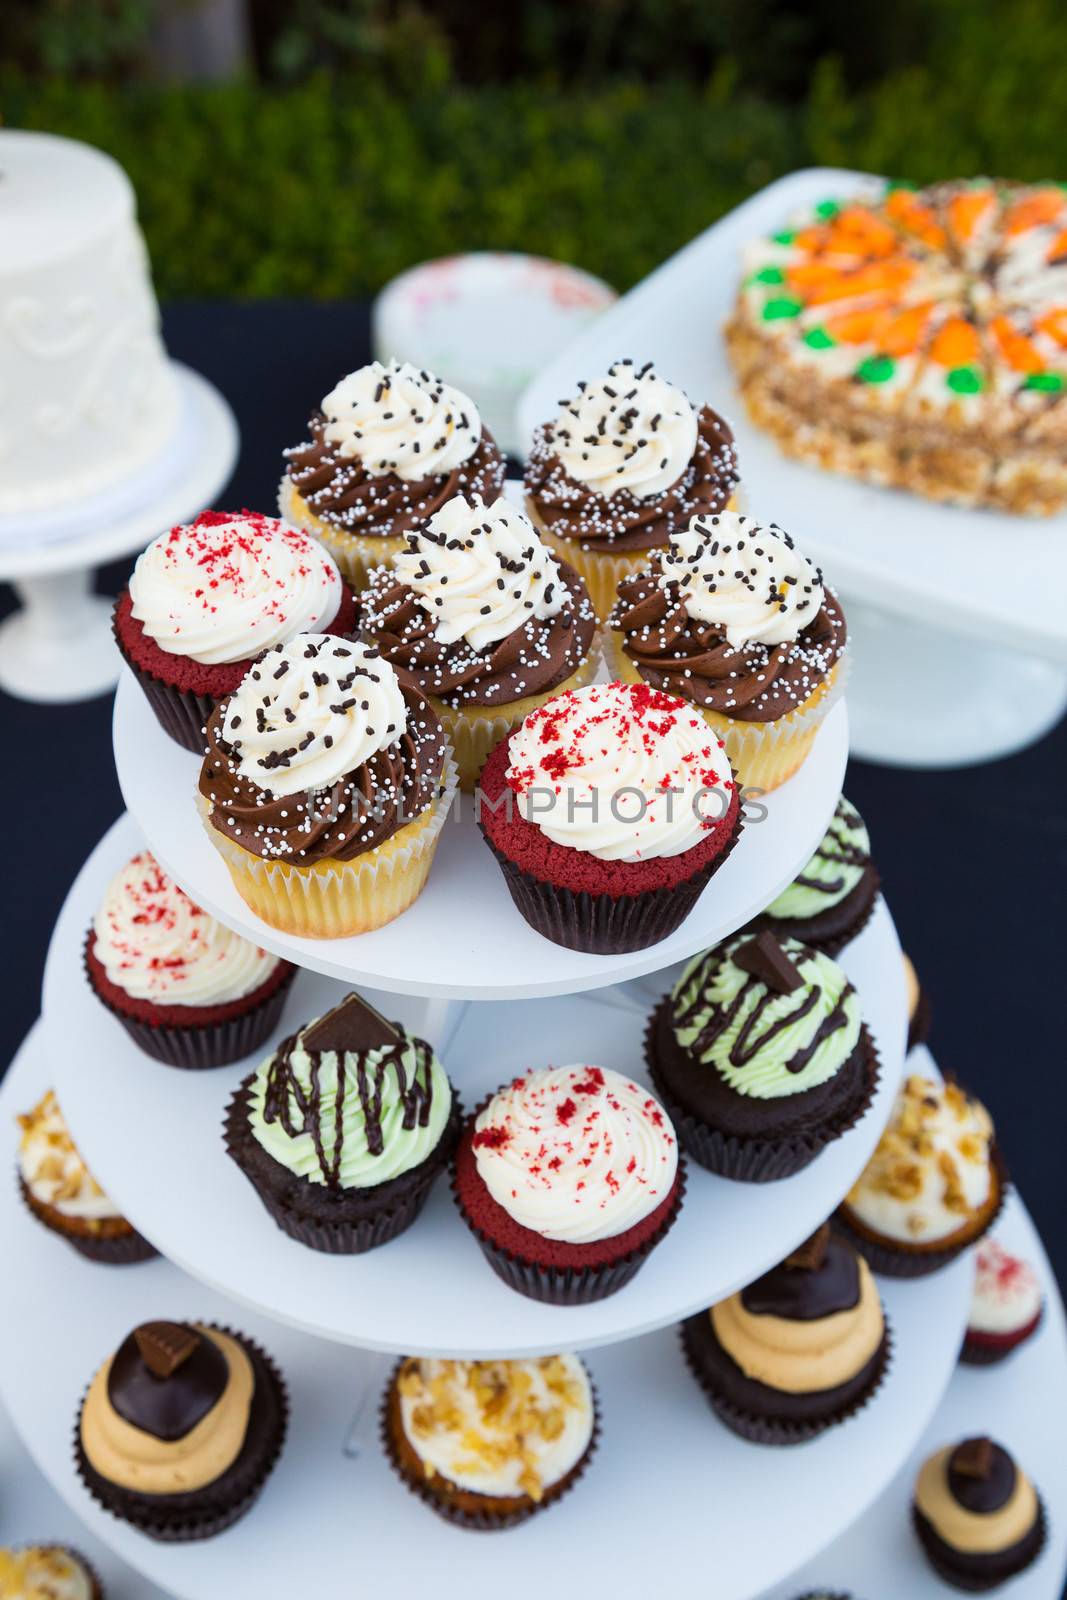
[114,508,357,752]
[86,851,295,1069]
[961,1239,1044,1367]
[478,680,742,953]
[453,1063,684,1304]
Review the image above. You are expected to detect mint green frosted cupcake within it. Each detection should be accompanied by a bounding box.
[755,796,878,957]
[224,993,459,1253]
[644,929,879,1181]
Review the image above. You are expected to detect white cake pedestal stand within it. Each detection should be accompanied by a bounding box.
[0,363,238,704]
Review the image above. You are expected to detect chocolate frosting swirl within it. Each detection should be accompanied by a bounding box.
[524,405,738,552]
[741,1235,862,1321]
[363,558,596,707]
[199,683,447,865]
[948,1441,1018,1515]
[284,415,507,540]
[108,1324,228,1442]
[610,554,846,723]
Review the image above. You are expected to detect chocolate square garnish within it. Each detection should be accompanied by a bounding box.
[302,993,399,1057]
[953,1438,995,1480]
[785,1222,831,1271]
[134,1321,201,1379]
[733,930,804,994]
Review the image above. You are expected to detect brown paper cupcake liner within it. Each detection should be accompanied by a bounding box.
[18,1175,157,1265]
[959,1308,1043,1367]
[113,605,216,755]
[645,1003,881,1183]
[751,867,881,960]
[84,936,297,1070]
[912,1498,1047,1592]
[74,1328,288,1543]
[481,801,744,955]
[680,1315,893,1446]
[224,1078,461,1254]
[379,1359,600,1529]
[836,1143,1010,1280]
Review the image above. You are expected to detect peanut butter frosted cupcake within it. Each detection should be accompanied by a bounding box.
[0,1546,104,1599]
[609,509,846,791]
[913,1437,1047,1590]
[524,359,739,620]
[281,360,507,590]
[362,495,599,790]
[382,1355,598,1528]
[197,635,457,938]
[837,1075,1005,1277]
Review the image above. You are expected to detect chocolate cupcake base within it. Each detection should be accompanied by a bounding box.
[753,865,880,959]
[18,1176,157,1265]
[75,1329,287,1542]
[913,1499,1047,1592]
[380,1361,599,1528]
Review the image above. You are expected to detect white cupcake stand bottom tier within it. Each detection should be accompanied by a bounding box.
[46,812,906,1357]
[3,1022,1030,1600]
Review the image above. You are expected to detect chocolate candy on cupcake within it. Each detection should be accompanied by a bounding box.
[754,796,878,955]
[76,1319,287,1542]
[382,1355,597,1528]
[16,1090,156,1265]
[281,360,506,591]
[524,358,738,621]
[608,509,847,792]
[838,1075,1005,1278]
[646,930,879,1182]
[114,509,356,752]
[913,1437,1046,1590]
[362,494,599,792]
[478,680,741,953]
[198,635,456,938]
[225,993,458,1253]
[0,1546,104,1599]
[962,1239,1043,1367]
[454,1063,683,1304]
[85,851,295,1069]
[681,1224,890,1445]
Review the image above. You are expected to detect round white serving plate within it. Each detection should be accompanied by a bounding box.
[518,166,1067,766]
[3,1022,970,1600]
[45,812,905,1358]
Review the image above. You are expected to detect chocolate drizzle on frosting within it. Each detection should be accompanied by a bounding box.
[740,1232,863,1322]
[948,1439,1018,1515]
[793,797,870,897]
[108,1322,229,1442]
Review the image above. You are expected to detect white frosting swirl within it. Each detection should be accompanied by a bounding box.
[389,494,567,650]
[93,851,278,1005]
[218,634,409,798]
[659,510,825,647]
[472,1064,678,1244]
[971,1240,1042,1335]
[320,360,481,481]
[505,682,733,861]
[128,512,342,664]
[551,359,698,499]
[17,1090,120,1221]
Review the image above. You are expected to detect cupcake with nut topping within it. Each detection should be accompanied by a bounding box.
[281,360,507,590]
[524,359,739,620]
[362,495,599,790]
[913,1437,1047,1591]
[197,635,457,938]
[0,1547,104,1600]
[609,509,847,791]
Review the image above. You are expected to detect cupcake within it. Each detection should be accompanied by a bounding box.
[913,1437,1046,1590]
[646,930,879,1182]
[0,1547,103,1599]
[681,1224,890,1445]
[75,1318,287,1542]
[903,952,932,1051]
[225,993,459,1253]
[752,796,878,955]
[280,360,507,590]
[961,1239,1043,1367]
[114,509,356,752]
[837,1075,1005,1278]
[85,851,296,1069]
[16,1090,156,1265]
[362,494,599,791]
[453,1062,683,1304]
[524,358,739,621]
[478,680,742,954]
[198,635,457,938]
[382,1355,597,1529]
[608,510,847,791]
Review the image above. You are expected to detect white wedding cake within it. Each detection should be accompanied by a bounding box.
[0,130,180,516]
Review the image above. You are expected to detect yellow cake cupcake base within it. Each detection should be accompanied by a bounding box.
[279,474,405,592]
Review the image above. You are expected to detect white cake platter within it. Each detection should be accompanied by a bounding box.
[518,168,1067,768]
[0,363,238,704]
[2,1023,972,1600]
[43,811,905,1358]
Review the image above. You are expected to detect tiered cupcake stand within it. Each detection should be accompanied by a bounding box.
[2,644,1064,1596]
